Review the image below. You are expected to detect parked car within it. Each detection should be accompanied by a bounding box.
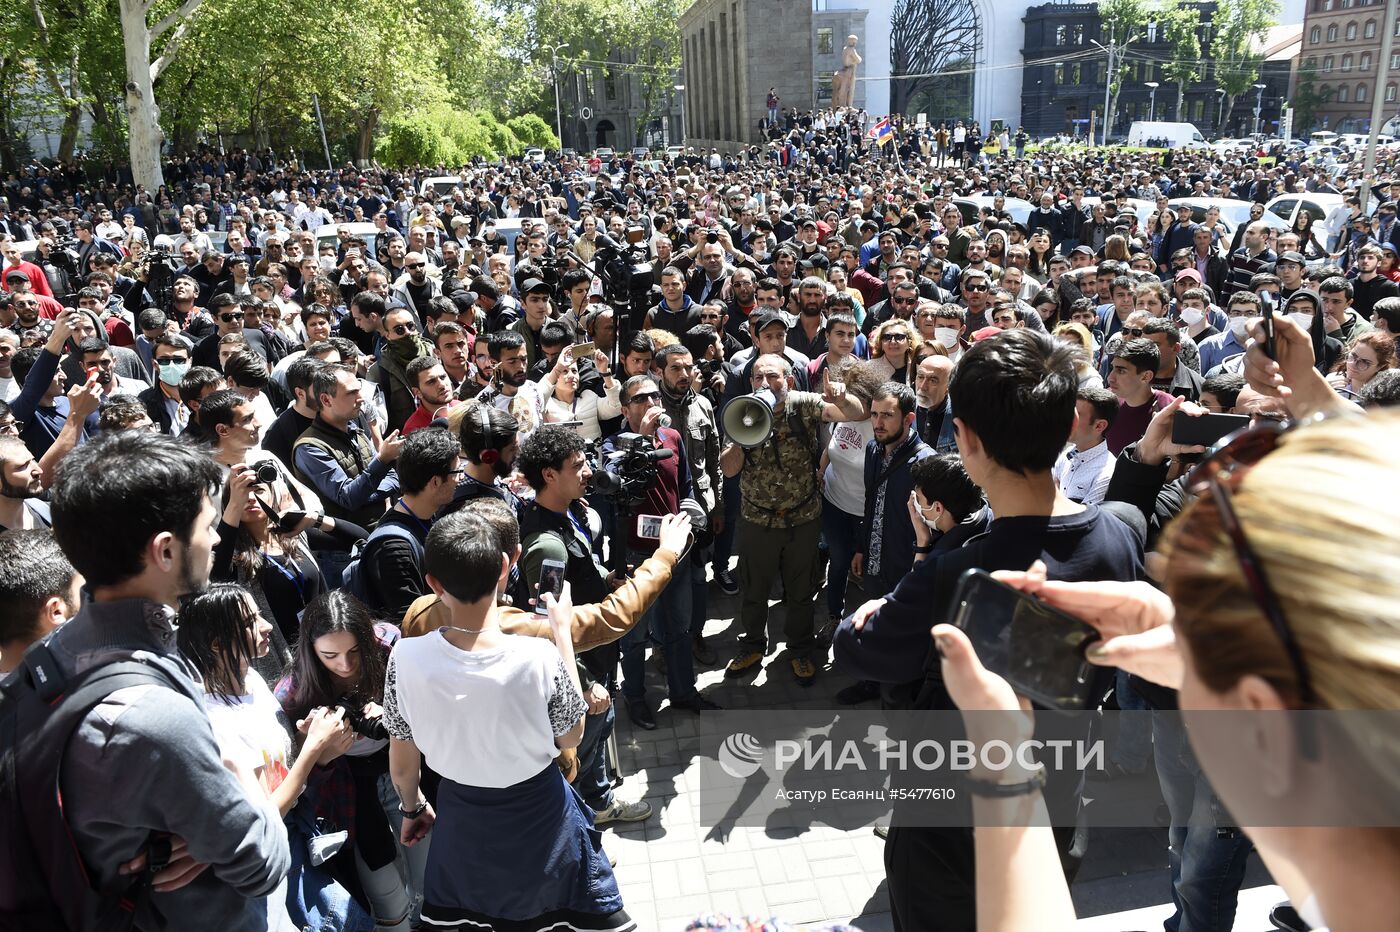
[1266,192,1374,253]
[314,222,380,256]
[666,145,685,161]
[952,195,1034,227]
[419,175,461,198]
[1167,197,1290,238]
[524,147,545,164]
[594,147,616,163]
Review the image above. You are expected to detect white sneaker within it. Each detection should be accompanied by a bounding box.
[593,798,653,824]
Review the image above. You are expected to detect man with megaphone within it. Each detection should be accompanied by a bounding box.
[719,355,868,686]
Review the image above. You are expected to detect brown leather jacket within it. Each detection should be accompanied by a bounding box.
[397,546,680,781]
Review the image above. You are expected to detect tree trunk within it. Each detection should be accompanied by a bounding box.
[119,0,165,191]
[57,105,81,161]
[1175,83,1185,122]
[1222,94,1237,132]
[356,107,379,166]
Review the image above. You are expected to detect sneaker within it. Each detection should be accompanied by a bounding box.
[691,633,718,666]
[790,657,816,686]
[725,649,764,678]
[714,568,739,595]
[593,798,653,825]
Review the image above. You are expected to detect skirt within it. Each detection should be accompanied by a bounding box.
[421,764,634,932]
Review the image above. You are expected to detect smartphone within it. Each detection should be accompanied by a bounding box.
[1171,411,1250,448]
[636,514,663,540]
[1260,290,1277,360]
[571,341,595,360]
[949,568,1102,712]
[535,559,566,615]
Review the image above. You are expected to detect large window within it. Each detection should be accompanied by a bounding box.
[1365,19,1377,37]
[1345,22,1357,40]
[1324,55,1335,72]
[1342,53,1353,72]
[1387,82,1396,101]
[1362,52,1373,70]
[1339,84,1350,101]
[1357,83,1367,102]
[1328,24,1339,41]
[817,27,834,54]
[1311,25,1322,43]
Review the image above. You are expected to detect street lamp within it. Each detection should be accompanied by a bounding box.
[1145,81,1159,122]
[1253,82,1268,136]
[673,84,686,146]
[550,43,568,151]
[1091,39,1114,146]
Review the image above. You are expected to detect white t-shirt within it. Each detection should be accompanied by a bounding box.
[203,670,299,932]
[823,418,874,516]
[383,630,586,788]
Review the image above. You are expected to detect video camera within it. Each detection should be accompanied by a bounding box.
[589,226,653,311]
[587,432,673,503]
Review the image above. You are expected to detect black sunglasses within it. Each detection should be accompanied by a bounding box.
[391,322,418,336]
[627,390,661,405]
[1186,419,1318,721]
[406,262,426,270]
[219,312,244,323]
[1122,327,1146,337]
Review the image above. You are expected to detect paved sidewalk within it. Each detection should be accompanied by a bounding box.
[601,581,1281,931]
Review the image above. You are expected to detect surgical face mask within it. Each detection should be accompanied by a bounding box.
[1178,307,1204,327]
[1229,317,1250,342]
[1287,312,1314,332]
[158,360,190,387]
[935,327,960,349]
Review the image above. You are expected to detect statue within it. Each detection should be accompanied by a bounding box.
[831,34,862,110]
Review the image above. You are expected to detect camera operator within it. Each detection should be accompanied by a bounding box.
[719,356,867,686]
[603,375,718,728]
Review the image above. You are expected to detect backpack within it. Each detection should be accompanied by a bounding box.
[340,522,423,609]
[0,641,200,930]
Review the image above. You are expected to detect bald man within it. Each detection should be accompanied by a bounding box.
[913,354,957,452]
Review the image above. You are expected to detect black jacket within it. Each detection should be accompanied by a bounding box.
[363,507,431,620]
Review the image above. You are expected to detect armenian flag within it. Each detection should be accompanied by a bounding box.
[868,117,894,146]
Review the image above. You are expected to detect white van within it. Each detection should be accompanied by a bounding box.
[1126,121,1207,148]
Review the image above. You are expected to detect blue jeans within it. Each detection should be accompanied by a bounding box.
[1113,670,1153,773]
[691,542,711,637]
[821,498,862,619]
[1153,712,1253,932]
[620,549,696,703]
[574,704,616,811]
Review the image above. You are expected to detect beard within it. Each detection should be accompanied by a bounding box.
[492,456,514,479]
[0,473,41,498]
[503,368,527,387]
[174,541,212,599]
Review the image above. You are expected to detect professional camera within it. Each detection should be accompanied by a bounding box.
[588,431,673,502]
[590,226,654,315]
[333,694,388,741]
[252,461,281,485]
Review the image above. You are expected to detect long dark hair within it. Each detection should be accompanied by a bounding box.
[178,583,260,704]
[284,590,386,720]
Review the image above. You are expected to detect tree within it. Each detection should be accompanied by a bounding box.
[1099,0,1149,137]
[1211,0,1280,130]
[889,0,981,117]
[1290,74,1331,135]
[507,114,558,149]
[1158,0,1203,121]
[119,0,207,190]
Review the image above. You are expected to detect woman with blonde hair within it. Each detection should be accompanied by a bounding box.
[1052,321,1103,388]
[935,319,1398,932]
[1103,234,1132,263]
[869,318,921,384]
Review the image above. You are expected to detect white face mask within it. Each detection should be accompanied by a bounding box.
[1287,311,1314,332]
[935,327,960,348]
[1229,317,1250,342]
[1178,307,1205,327]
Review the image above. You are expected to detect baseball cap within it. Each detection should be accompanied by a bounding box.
[4,270,28,283]
[1276,251,1306,266]
[1174,268,1202,284]
[1071,245,1094,257]
[749,309,786,333]
[520,277,551,296]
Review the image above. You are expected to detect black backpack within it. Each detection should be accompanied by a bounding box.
[0,641,200,931]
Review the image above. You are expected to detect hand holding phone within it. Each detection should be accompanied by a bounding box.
[534,559,566,615]
[1259,290,1277,360]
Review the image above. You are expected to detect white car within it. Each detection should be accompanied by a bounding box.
[524,148,545,164]
[593,148,616,163]
[419,175,461,198]
[1266,192,1373,252]
[952,195,1034,227]
[666,145,685,161]
[1167,197,1290,236]
[314,221,380,256]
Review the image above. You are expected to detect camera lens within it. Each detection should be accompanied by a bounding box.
[254,462,280,485]
[706,231,719,244]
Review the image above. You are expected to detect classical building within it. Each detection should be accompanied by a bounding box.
[677,0,1305,149]
[1300,0,1397,133]
[1020,3,1301,139]
[557,51,684,153]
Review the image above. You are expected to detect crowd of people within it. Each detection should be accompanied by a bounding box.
[1,108,1399,932]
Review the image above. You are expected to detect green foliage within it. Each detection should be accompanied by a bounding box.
[507,114,559,149]
[1289,75,1331,136]
[1211,0,1280,119]
[376,105,515,167]
[1159,0,1203,116]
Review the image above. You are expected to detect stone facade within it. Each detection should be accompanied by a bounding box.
[678,0,815,152]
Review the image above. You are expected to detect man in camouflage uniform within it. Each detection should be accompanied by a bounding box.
[720,353,867,685]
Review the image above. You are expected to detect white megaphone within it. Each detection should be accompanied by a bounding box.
[720,388,776,448]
